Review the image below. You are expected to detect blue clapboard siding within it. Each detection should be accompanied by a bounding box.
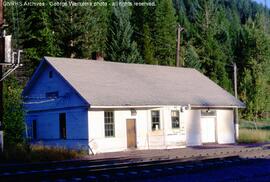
[25,108,88,140]
[23,60,89,149]
[23,61,88,112]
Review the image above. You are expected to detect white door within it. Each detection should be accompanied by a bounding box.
[201,117,216,143]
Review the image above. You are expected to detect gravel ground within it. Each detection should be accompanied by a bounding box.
[85,143,270,162]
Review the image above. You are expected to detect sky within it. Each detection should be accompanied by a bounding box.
[254,0,270,8]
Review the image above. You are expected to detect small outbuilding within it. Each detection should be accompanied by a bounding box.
[22,57,245,154]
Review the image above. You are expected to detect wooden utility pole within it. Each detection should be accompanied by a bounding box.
[0,0,4,151]
[233,62,239,141]
[176,25,184,67]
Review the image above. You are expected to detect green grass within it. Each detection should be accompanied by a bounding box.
[0,143,85,163]
[238,128,270,143]
[240,119,270,130]
[238,119,270,143]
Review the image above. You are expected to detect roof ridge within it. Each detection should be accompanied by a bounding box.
[44,56,197,71]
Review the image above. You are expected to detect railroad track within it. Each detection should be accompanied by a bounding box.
[0,145,269,181]
[0,156,263,182]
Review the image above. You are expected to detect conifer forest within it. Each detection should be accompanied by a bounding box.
[2,0,270,143]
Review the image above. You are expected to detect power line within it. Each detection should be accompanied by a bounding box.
[22,95,67,104]
[23,98,57,105]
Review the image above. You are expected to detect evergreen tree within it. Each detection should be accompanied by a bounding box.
[52,1,107,58]
[154,0,177,65]
[184,44,201,70]
[131,0,146,55]
[106,5,143,63]
[192,0,232,91]
[143,24,156,64]
[237,15,270,120]
[15,0,59,76]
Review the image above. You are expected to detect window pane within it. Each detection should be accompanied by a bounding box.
[171,110,180,129]
[152,111,159,117]
[104,111,115,137]
[151,111,160,131]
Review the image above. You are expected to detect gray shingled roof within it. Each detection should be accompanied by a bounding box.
[44,57,245,108]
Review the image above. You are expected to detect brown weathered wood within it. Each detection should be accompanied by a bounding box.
[126,119,136,149]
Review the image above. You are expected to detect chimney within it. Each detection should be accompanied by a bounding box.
[92,52,104,61]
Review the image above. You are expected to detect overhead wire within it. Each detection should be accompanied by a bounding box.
[23,99,57,105]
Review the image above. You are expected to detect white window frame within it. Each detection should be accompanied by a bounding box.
[151,110,160,131]
[104,111,115,137]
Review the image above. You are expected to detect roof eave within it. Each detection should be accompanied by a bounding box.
[89,104,246,109]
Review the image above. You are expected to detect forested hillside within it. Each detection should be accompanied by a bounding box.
[4,0,270,121]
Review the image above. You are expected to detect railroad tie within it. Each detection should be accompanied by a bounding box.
[100,174,111,181]
[185,165,194,170]
[54,179,67,182]
[85,175,97,182]
[195,163,204,167]
[224,160,233,163]
[164,167,174,172]
[153,168,163,173]
[115,172,125,176]
[175,165,184,170]
[55,168,64,171]
[127,171,138,176]
[15,171,26,174]
[214,161,223,165]
[140,170,151,177]
[71,177,82,181]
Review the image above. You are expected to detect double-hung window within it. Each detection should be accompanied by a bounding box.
[104,111,115,137]
[151,111,160,131]
[171,110,180,129]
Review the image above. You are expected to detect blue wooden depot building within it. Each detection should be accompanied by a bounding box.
[23,57,244,154]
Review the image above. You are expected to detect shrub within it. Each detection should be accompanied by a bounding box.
[0,143,84,163]
[3,77,25,145]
